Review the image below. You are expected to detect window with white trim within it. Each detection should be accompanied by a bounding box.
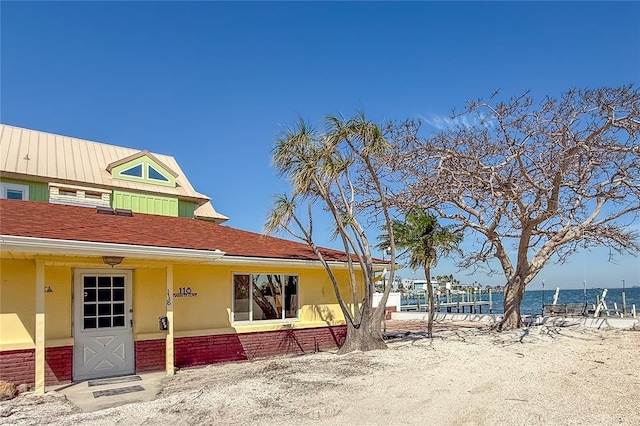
[233,274,298,322]
[119,163,143,178]
[147,164,169,182]
[0,182,29,200]
[117,162,171,183]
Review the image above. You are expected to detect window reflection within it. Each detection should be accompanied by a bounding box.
[233,274,298,322]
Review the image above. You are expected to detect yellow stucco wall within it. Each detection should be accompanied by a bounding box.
[0,260,73,350]
[0,259,35,350]
[132,267,167,340]
[1,256,364,350]
[161,264,358,336]
[172,264,232,333]
[166,265,360,336]
[44,266,73,344]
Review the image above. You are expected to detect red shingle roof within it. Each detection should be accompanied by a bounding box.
[0,199,370,263]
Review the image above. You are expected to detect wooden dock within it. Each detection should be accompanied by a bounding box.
[402,300,492,314]
[401,289,494,314]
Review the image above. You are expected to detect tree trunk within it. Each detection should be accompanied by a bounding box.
[338,311,387,354]
[425,266,435,338]
[501,275,525,329]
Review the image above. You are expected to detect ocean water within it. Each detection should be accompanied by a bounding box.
[402,287,640,316]
[494,287,640,316]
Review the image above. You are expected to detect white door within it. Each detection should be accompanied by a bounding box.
[73,269,134,381]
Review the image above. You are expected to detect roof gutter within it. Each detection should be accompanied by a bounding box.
[0,235,392,270]
[214,254,391,271]
[0,235,225,263]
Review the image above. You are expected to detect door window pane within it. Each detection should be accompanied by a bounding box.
[113,288,124,301]
[84,288,96,302]
[113,303,125,315]
[84,304,96,317]
[98,304,111,316]
[98,289,111,301]
[82,275,127,330]
[98,317,111,328]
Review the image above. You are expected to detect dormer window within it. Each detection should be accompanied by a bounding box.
[107,151,178,188]
[120,164,143,178]
[147,164,169,182]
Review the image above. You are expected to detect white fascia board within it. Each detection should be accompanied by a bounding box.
[0,235,392,269]
[0,235,225,263]
[215,255,390,271]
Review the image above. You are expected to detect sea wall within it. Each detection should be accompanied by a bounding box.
[390,311,638,329]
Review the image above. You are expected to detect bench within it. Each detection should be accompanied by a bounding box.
[542,303,587,317]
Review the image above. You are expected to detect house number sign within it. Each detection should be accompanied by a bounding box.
[173,287,198,298]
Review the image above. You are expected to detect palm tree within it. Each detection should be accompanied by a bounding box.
[265,113,399,353]
[379,208,462,337]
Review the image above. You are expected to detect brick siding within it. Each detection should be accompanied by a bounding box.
[0,346,72,387]
[174,325,346,369]
[135,339,166,373]
[0,327,348,384]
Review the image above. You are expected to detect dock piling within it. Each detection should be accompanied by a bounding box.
[489,289,493,314]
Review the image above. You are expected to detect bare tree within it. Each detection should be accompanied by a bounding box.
[389,86,640,329]
[265,113,398,352]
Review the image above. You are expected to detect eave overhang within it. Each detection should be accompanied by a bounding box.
[0,234,391,270]
[0,235,225,263]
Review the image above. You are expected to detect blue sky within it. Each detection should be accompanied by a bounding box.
[2,1,639,289]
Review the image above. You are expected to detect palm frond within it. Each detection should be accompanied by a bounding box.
[378,208,462,271]
[264,194,300,237]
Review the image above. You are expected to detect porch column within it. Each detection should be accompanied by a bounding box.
[166,264,175,375]
[35,260,45,395]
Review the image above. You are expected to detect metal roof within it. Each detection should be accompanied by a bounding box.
[0,124,227,222]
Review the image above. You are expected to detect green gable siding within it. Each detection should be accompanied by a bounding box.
[0,178,48,201]
[113,190,178,216]
[111,155,176,188]
[178,200,195,218]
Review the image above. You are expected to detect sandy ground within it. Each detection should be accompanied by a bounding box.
[1,321,639,425]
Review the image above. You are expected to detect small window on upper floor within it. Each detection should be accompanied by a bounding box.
[0,183,29,200]
[147,164,170,182]
[119,164,143,178]
[108,152,177,188]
